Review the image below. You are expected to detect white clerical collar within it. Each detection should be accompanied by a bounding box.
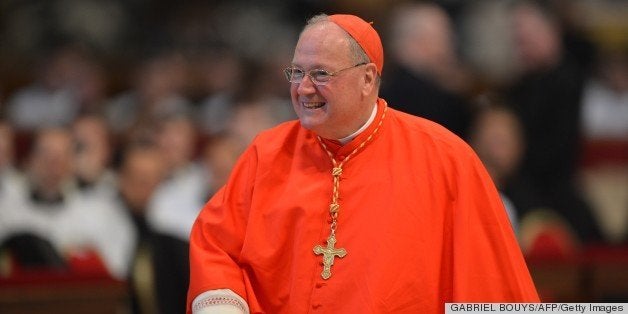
[337,103,378,145]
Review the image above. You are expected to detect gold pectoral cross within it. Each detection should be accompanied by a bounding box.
[313,234,347,279]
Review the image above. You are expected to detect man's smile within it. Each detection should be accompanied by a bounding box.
[302,101,326,109]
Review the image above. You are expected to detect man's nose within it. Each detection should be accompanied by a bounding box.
[296,74,317,95]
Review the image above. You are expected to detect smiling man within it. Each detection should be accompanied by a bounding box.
[187,14,538,314]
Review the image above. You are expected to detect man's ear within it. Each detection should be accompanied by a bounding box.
[362,63,378,94]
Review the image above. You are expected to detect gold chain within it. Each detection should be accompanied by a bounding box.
[316,105,387,238]
[313,105,387,279]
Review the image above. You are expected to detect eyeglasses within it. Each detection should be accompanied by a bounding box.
[284,62,367,86]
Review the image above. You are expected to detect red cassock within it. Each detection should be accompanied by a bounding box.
[188,98,539,313]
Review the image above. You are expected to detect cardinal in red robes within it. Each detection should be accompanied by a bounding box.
[187,13,539,314]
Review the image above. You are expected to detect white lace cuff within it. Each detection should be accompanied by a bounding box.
[192,289,250,314]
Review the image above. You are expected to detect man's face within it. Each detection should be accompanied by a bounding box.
[73,117,110,181]
[512,4,560,71]
[120,150,164,213]
[29,130,74,192]
[290,21,370,140]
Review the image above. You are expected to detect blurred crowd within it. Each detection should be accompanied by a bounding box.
[0,0,627,311]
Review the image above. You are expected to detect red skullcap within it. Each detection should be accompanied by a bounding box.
[329,14,384,75]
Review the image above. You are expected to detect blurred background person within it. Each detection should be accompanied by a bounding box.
[503,0,602,244]
[105,50,191,146]
[469,98,527,234]
[72,115,116,196]
[147,115,207,244]
[116,144,166,314]
[579,49,628,244]
[71,114,137,280]
[0,127,135,280]
[381,1,474,139]
[581,50,628,142]
[6,44,107,132]
[468,95,582,260]
[459,0,520,89]
[145,114,206,314]
[0,128,71,274]
[195,48,245,138]
[4,128,76,215]
[199,133,246,197]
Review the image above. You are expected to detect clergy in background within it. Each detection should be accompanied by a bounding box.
[187,13,539,314]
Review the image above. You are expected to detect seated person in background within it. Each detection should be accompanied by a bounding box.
[581,50,628,142]
[199,133,245,197]
[6,44,105,131]
[505,0,603,244]
[117,144,166,242]
[0,127,136,280]
[72,115,117,196]
[469,99,527,233]
[116,144,167,314]
[579,50,628,244]
[469,98,584,256]
[381,2,473,139]
[146,115,207,314]
[147,114,208,243]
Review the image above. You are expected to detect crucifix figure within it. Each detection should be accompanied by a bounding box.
[313,234,347,279]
